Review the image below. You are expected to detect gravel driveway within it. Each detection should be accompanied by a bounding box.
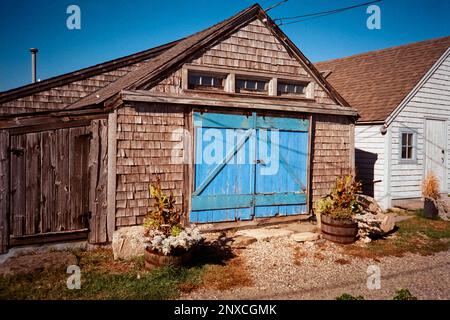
[183,237,450,300]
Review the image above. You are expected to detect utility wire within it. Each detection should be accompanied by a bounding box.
[275,0,382,25]
[265,0,289,13]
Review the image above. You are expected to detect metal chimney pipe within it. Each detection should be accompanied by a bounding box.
[30,48,38,83]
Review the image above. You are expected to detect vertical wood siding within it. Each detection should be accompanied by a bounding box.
[355,125,386,205]
[390,54,450,199]
[9,126,92,237]
[88,119,109,243]
[1,121,109,249]
[0,130,9,253]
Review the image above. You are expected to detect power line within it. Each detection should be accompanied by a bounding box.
[264,0,289,13]
[275,0,382,26]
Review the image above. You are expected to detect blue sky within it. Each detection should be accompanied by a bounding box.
[0,0,449,91]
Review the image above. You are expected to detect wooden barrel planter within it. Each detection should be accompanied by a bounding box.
[144,247,192,270]
[321,214,358,244]
[424,198,438,218]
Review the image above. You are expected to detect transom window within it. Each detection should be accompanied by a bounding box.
[188,73,225,90]
[236,79,268,93]
[401,131,415,160]
[277,82,306,96]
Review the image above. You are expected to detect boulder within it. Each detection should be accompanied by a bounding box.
[290,232,320,242]
[112,226,146,260]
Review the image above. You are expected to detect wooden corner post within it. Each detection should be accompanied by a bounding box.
[0,130,9,254]
[107,111,117,241]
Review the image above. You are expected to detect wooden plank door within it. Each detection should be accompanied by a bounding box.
[254,116,308,217]
[9,127,91,243]
[191,112,254,222]
[190,112,309,223]
[425,119,447,193]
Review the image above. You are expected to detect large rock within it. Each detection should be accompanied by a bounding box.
[112,226,146,260]
[290,232,320,242]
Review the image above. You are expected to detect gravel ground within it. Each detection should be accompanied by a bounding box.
[183,237,450,300]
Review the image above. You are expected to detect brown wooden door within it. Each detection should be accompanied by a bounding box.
[9,126,90,243]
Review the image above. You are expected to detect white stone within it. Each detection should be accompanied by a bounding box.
[290,232,320,242]
[112,226,146,260]
[235,228,294,241]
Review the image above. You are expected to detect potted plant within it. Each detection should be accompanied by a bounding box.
[315,175,362,244]
[143,178,204,270]
[422,172,440,218]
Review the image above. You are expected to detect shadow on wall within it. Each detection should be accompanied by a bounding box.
[355,148,378,198]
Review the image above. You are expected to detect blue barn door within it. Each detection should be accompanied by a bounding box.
[190,112,309,223]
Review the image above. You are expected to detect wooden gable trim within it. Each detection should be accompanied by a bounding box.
[0,111,107,131]
[120,90,358,117]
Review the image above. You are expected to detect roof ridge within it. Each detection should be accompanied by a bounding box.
[316,35,450,66]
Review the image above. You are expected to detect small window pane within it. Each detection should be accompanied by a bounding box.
[401,132,414,160]
[188,74,224,90]
[236,78,267,93]
[277,82,306,95]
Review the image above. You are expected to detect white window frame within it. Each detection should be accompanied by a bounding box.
[399,129,417,163]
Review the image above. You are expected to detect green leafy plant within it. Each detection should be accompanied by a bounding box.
[143,178,204,256]
[393,288,417,300]
[170,225,183,237]
[144,178,181,237]
[315,175,362,219]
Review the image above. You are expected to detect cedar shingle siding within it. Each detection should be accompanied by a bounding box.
[115,104,185,227]
[0,65,139,115]
[312,115,353,200]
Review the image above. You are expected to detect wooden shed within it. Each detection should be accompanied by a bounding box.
[0,4,358,254]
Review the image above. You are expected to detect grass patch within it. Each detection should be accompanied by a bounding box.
[0,249,204,300]
[343,215,450,259]
[0,243,252,300]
